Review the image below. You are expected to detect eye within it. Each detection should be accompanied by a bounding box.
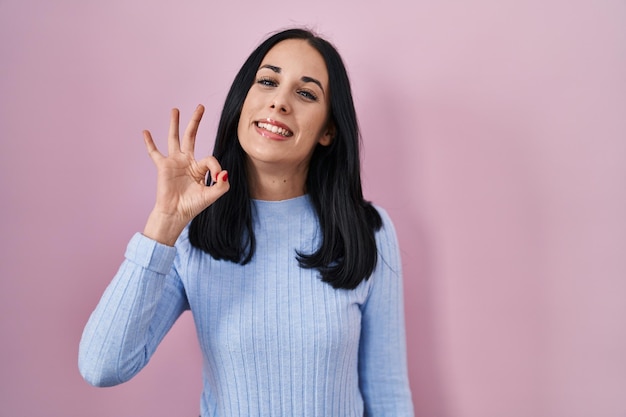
[298,89,318,102]
[256,77,277,87]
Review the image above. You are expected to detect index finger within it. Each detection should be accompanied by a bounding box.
[181,104,205,154]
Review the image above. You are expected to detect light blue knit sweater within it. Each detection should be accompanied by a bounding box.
[79,195,413,416]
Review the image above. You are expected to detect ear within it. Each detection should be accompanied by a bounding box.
[318,122,335,146]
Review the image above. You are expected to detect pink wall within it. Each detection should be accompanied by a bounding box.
[1,0,625,416]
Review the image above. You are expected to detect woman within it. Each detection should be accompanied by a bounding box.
[79,28,414,416]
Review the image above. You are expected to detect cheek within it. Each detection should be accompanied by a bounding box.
[240,86,259,117]
[240,96,251,119]
[238,96,255,132]
[307,109,330,136]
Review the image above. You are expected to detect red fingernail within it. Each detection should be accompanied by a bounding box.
[222,172,228,182]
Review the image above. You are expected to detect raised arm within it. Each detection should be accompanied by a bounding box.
[79,106,228,386]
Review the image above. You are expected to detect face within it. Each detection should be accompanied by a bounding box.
[237,39,333,175]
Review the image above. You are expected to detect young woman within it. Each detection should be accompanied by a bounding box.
[79,28,414,416]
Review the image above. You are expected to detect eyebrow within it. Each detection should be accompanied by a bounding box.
[259,64,325,95]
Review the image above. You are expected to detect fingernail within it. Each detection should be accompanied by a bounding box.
[222,172,228,182]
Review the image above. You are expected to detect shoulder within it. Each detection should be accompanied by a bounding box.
[372,204,398,243]
[372,204,393,224]
[371,204,402,275]
[360,205,404,301]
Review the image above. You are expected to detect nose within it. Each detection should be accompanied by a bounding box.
[270,91,291,114]
[270,102,287,113]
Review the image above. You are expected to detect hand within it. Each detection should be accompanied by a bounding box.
[142,105,230,245]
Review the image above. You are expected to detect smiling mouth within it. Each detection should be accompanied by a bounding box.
[256,121,293,137]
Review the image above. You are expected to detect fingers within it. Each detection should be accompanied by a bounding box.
[144,105,206,168]
[203,169,230,204]
[181,104,205,154]
[167,108,181,155]
[143,130,163,162]
[198,155,226,184]
[194,155,230,206]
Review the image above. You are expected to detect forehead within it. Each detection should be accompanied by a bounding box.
[260,39,329,85]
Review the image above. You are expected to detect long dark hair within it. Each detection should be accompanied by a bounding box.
[189,28,382,290]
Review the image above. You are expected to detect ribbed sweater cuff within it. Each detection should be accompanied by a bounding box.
[124,233,177,274]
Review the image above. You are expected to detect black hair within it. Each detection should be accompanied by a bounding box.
[189,28,382,290]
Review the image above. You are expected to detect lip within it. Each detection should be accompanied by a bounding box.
[254,118,293,141]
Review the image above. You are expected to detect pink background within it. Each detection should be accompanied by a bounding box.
[1,0,625,416]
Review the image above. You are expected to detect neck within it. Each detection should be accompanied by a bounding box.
[247,160,308,201]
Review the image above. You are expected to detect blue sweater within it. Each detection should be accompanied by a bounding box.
[79,195,413,416]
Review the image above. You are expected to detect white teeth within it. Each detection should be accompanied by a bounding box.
[257,122,292,137]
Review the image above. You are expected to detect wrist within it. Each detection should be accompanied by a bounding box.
[143,210,187,246]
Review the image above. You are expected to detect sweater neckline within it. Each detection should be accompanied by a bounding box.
[251,194,312,216]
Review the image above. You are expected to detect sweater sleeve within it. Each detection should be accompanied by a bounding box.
[78,233,189,387]
[358,208,414,416]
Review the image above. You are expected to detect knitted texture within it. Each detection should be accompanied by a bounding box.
[79,195,413,416]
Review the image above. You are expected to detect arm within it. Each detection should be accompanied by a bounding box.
[78,233,185,387]
[78,106,229,386]
[359,208,414,416]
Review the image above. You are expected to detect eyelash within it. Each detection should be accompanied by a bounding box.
[255,77,319,102]
[257,77,277,87]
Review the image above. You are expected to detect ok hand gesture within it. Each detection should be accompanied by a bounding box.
[142,105,229,246]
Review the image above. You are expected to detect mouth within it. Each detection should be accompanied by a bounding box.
[255,120,293,137]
